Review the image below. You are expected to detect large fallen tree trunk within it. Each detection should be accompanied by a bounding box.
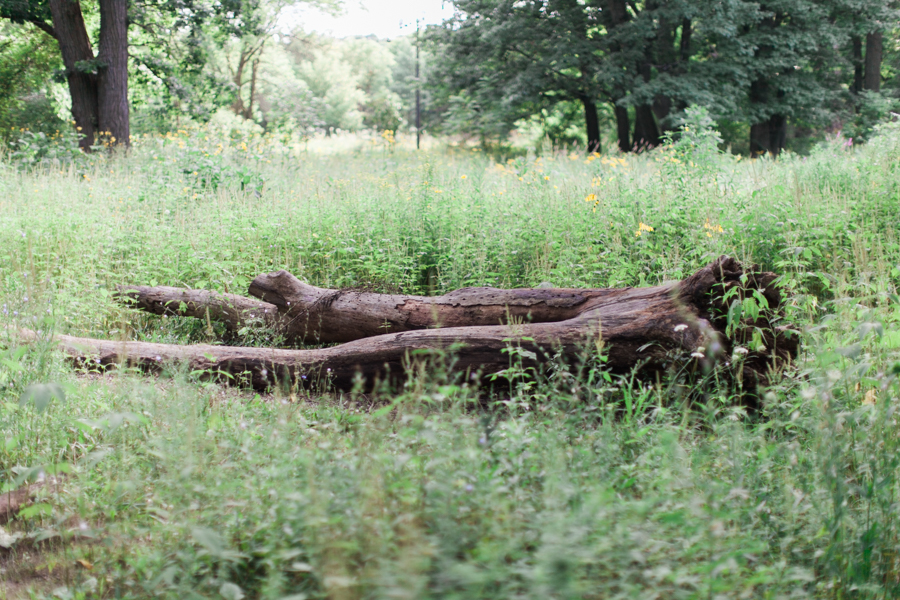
[16,257,797,392]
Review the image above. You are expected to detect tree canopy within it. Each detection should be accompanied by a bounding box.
[428,0,900,154]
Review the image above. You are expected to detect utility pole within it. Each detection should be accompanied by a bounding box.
[415,18,421,150]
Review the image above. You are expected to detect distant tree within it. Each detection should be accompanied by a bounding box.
[296,47,365,133]
[429,0,610,152]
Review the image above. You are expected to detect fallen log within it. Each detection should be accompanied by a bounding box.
[20,257,796,392]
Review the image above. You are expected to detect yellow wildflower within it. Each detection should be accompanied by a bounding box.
[703,219,725,237]
[635,222,654,237]
[585,193,597,203]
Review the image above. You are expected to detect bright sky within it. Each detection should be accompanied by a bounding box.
[283,0,456,39]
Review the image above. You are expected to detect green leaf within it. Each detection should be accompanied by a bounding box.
[19,383,66,413]
[18,502,52,520]
[219,583,244,600]
[191,526,225,556]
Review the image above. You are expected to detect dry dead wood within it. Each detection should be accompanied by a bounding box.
[13,256,798,392]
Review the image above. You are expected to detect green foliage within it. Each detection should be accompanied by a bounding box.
[0,22,65,140]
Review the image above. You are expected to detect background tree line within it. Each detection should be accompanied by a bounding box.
[0,0,897,155]
[427,0,900,155]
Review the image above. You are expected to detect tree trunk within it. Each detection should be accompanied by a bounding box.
[614,104,630,152]
[81,257,798,392]
[48,0,98,150]
[750,114,786,158]
[244,54,260,120]
[749,78,786,157]
[851,35,863,95]
[633,105,660,150]
[97,0,129,146]
[679,18,691,63]
[581,95,601,153]
[633,61,661,149]
[864,31,882,92]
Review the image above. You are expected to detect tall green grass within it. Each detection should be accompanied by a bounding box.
[2,122,900,598]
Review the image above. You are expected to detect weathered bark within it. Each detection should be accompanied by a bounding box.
[48,0,98,150]
[97,0,129,146]
[864,31,882,92]
[580,95,601,153]
[64,257,798,392]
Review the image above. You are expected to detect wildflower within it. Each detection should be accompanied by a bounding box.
[461,175,467,179]
[584,193,597,203]
[544,175,550,180]
[635,222,654,237]
[703,219,724,237]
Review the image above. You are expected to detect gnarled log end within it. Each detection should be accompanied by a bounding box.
[677,255,798,390]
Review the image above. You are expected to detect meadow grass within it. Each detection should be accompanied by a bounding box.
[1,123,900,598]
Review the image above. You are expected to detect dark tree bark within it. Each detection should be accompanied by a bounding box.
[614,104,630,152]
[87,257,799,393]
[679,18,692,63]
[581,95,601,153]
[749,79,786,157]
[633,61,661,149]
[864,31,882,92]
[750,114,787,158]
[605,0,633,153]
[851,35,864,95]
[633,104,660,150]
[651,96,671,129]
[47,0,98,150]
[97,0,129,146]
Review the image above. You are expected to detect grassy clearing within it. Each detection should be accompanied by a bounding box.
[2,123,900,598]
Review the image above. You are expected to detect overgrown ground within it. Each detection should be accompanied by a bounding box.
[2,121,900,599]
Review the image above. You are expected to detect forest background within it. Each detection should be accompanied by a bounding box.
[0,0,898,157]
